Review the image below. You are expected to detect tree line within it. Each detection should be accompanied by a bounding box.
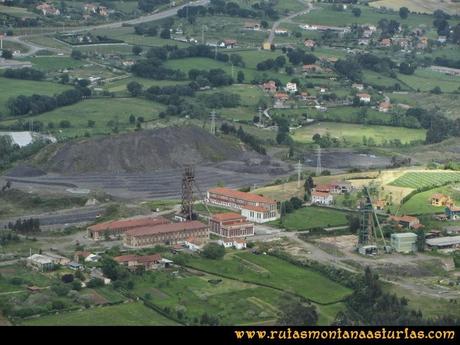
[3,67,45,81]
[220,123,266,155]
[6,87,89,117]
[7,218,40,234]
[177,0,280,21]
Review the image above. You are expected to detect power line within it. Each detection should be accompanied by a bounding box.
[315,145,322,176]
[210,110,216,135]
[296,160,302,189]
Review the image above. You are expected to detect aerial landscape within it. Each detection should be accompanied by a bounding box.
[1,0,460,329]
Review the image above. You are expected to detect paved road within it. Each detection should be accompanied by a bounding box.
[268,0,313,44]
[4,0,210,57]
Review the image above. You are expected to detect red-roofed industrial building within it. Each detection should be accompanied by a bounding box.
[207,187,278,223]
[87,216,169,240]
[210,212,254,238]
[123,221,208,248]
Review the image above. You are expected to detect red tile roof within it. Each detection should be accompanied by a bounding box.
[389,215,419,223]
[212,212,246,222]
[242,204,269,212]
[88,216,169,232]
[114,254,161,264]
[126,221,207,237]
[208,187,276,204]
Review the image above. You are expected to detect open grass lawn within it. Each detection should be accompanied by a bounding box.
[130,270,282,325]
[0,97,165,138]
[393,184,460,215]
[272,206,349,231]
[194,202,233,214]
[291,122,426,145]
[186,252,352,304]
[362,70,410,90]
[390,171,460,189]
[202,84,267,107]
[165,57,292,84]
[104,77,190,94]
[0,4,38,17]
[21,302,177,326]
[24,56,85,72]
[2,40,30,53]
[369,0,460,15]
[271,106,392,125]
[0,265,52,293]
[0,77,72,115]
[397,69,460,93]
[389,92,460,120]
[294,3,456,28]
[23,35,71,51]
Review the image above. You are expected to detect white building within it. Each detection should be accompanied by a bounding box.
[391,233,417,253]
[285,82,297,93]
[27,254,54,271]
[241,205,278,223]
[311,191,333,205]
[357,93,371,103]
[217,238,247,250]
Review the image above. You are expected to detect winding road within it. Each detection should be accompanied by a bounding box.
[3,0,210,57]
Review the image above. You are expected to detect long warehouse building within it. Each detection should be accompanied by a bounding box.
[124,220,209,248]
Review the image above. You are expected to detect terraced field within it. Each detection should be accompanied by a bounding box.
[390,172,460,189]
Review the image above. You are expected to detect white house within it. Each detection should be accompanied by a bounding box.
[217,238,247,250]
[285,82,297,93]
[352,83,364,91]
[241,205,278,224]
[311,191,333,205]
[184,237,204,252]
[357,93,371,103]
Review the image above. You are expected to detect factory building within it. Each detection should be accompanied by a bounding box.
[390,232,417,253]
[124,220,208,248]
[210,212,254,239]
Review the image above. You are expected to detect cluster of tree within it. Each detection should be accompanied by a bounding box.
[7,218,40,234]
[432,9,451,36]
[256,56,286,71]
[334,57,363,82]
[177,0,280,21]
[131,60,186,80]
[0,231,20,246]
[406,107,460,144]
[273,116,292,145]
[338,266,460,325]
[132,45,241,81]
[277,293,318,325]
[7,88,87,116]
[188,68,234,88]
[198,92,240,108]
[134,23,159,37]
[312,133,341,148]
[286,48,317,65]
[0,135,49,171]
[3,67,45,81]
[433,57,460,69]
[220,123,266,155]
[201,242,225,259]
[377,18,401,38]
[280,197,303,217]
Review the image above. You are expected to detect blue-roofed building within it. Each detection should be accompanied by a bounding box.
[445,205,460,220]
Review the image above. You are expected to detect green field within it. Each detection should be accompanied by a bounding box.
[0,265,52,293]
[291,122,426,145]
[272,106,392,125]
[273,206,349,231]
[397,69,460,93]
[21,302,177,326]
[24,56,85,72]
[394,184,460,215]
[130,269,282,325]
[0,4,38,17]
[165,57,292,84]
[293,3,457,28]
[390,171,460,189]
[186,252,352,304]
[0,97,165,138]
[0,77,72,115]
